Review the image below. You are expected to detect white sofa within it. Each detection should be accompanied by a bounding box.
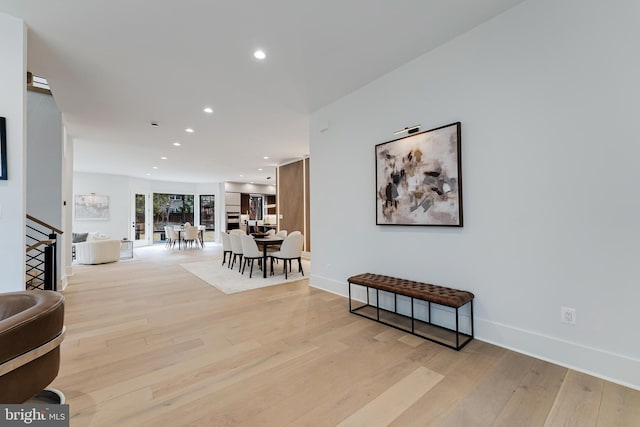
[74,233,121,265]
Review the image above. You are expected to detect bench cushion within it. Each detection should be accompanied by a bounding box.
[348,273,474,308]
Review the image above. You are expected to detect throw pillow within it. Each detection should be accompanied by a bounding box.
[72,232,89,243]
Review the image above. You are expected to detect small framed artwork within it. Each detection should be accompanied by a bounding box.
[376,122,463,226]
[75,194,110,220]
[0,117,7,180]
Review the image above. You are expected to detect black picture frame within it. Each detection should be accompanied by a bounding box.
[0,117,7,180]
[375,121,463,226]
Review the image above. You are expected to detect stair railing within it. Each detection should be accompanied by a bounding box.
[26,214,63,291]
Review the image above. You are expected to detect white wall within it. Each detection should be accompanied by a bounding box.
[26,91,62,225]
[26,90,64,286]
[73,172,131,240]
[310,0,640,389]
[61,129,74,287]
[0,13,26,293]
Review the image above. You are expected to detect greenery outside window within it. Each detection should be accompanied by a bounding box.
[153,193,194,242]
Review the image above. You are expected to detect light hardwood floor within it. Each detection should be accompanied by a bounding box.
[55,244,640,426]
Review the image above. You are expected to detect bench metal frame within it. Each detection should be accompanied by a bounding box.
[348,282,474,351]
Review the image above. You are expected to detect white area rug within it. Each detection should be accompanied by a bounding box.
[180,258,310,294]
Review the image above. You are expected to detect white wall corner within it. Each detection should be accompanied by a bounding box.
[58,276,67,291]
[309,274,348,298]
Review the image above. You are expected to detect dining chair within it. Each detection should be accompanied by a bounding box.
[270,233,304,279]
[164,226,172,248]
[183,225,199,249]
[172,225,184,249]
[265,228,279,252]
[220,232,232,266]
[286,231,303,266]
[240,234,263,278]
[197,225,206,247]
[229,233,244,271]
[168,227,180,249]
[269,229,288,259]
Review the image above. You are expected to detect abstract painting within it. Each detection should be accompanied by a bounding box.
[376,122,462,226]
[75,194,110,220]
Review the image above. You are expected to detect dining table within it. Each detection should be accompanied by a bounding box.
[253,237,284,278]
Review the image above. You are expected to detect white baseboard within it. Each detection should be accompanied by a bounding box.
[58,266,74,291]
[475,317,640,391]
[309,274,346,297]
[310,274,640,391]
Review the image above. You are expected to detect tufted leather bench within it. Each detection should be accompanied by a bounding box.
[347,273,474,350]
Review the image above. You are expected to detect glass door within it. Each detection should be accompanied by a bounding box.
[132,193,148,246]
[200,195,215,242]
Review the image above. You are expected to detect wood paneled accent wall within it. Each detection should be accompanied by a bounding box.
[277,158,311,252]
[240,193,250,215]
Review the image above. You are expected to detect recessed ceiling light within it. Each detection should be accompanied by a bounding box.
[145,173,151,176]
[152,166,158,169]
[160,156,168,160]
[203,107,214,114]
[254,50,266,60]
[185,128,194,133]
[239,174,244,177]
[173,142,181,146]
[263,156,269,160]
[258,168,263,171]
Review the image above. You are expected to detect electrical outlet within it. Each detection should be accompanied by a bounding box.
[561,306,576,325]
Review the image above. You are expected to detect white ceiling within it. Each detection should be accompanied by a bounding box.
[1,0,525,185]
